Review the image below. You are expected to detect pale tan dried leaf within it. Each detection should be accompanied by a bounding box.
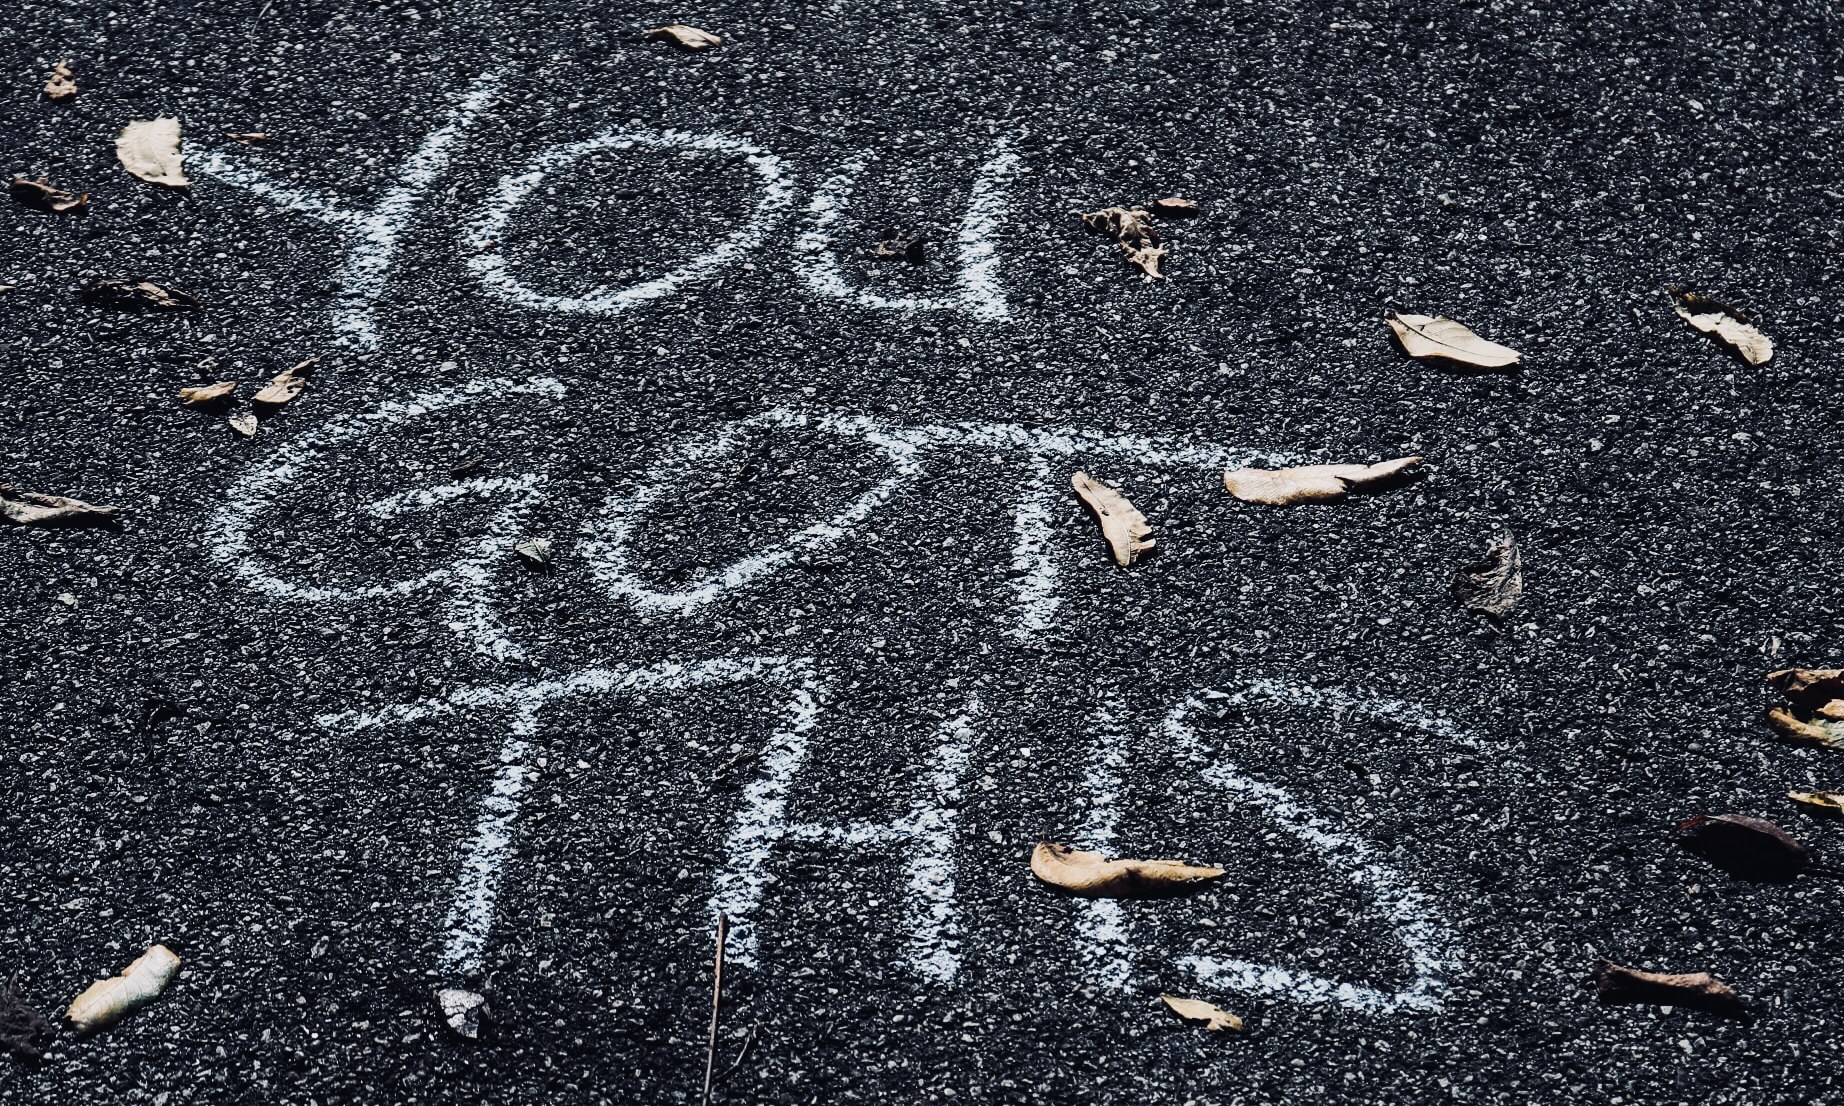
[1668,286,1772,364]
[116,117,189,187]
[1767,668,1844,717]
[1149,196,1199,218]
[1160,994,1243,1032]
[252,357,317,410]
[1789,790,1844,814]
[43,61,76,101]
[1767,707,1844,749]
[67,945,180,1033]
[1030,841,1223,898]
[1593,960,1743,1016]
[1386,312,1521,368]
[645,24,722,49]
[10,176,88,213]
[1079,206,1167,279]
[1223,456,1422,506]
[0,485,120,527]
[229,412,259,438]
[1071,471,1155,566]
[1451,533,1521,617]
[178,380,237,407]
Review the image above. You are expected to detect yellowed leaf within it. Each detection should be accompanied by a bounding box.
[1767,707,1844,749]
[1222,456,1422,506]
[1789,790,1844,814]
[44,60,76,101]
[116,118,189,187]
[1160,994,1244,1032]
[67,945,180,1033]
[1386,312,1521,368]
[179,380,237,407]
[1669,286,1772,364]
[1030,841,1223,898]
[645,24,722,49]
[1071,471,1154,566]
[252,357,318,410]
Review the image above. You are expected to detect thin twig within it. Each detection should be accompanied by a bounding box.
[719,1022,759,1080]
[700,913,730,1106]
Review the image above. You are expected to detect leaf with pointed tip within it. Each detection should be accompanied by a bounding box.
[1071,471,1155,566]
[1223,457,1422,506]
[1160,995,1243,1032]
[1031,842,1223,898]
[1386,312,1521,368]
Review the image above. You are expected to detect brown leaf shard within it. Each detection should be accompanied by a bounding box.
[1030,841,1223,899]
[1767,707,1844,749]
[1451,533,1522,617]
[1071,471,1155,566]
[1677,813,1808,882]
[1766,668,1844,717]
[178,380,237,408]
[1160,994,1243,1032]
[252,357,318,411]
[11,175,88,214]
[1223,457,1422,506]
[645,24,722,49]
[1386,312,1521,369]
[43,60,76,101]
[80,278,200,311]
[1079,206,1167,279]
[1149,196,1199,218]
[0,485,119,527]
[1594,961,1744,1016]
[1668,286,1772,365]
[116,117,189,188]
[1788,790,1844,815]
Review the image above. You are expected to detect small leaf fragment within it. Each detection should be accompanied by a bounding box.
[43,60,76,101]
[252,357,317,411]
[436,988,490,1039]
[1149,196,1199,218]
[1593,961,1744,1017]
[1030,841,1223,899]
[116,117,190,187]
[10,175,88,214]
[1676,813,1808,882]
[1788,790,1844,815]
[1386,312,1521,368]
[514,537,554,570]
[1079,206,1167,279]
[1767,707,1844,748]
[225,132,270,144]
[1160,994,1243,1032]
[1668,286,1772,365]
[874,227,928,264]
[1223,457,1422,506]
[228,412,259,438]
[1766,668,1844,718]
[1451,533,1522,617]
[0,982,55,1059]
[80,278,201,311]
[645,24,722,49]
[178,380,237,408]
[0,485,120,527]
[1071,471,1155,566]
[66,945,180,1034]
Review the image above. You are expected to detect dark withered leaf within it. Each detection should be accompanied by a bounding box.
[80,278,200,311]
[1451,533,1522,617]
[1677,813,1808,882]
[0,983,54,1059]
[1594,961,1745,1017]
[10,176,88,214]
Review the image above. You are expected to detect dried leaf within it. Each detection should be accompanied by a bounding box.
[43,60,76,101]
[875,227,928,264]
[1451,533,1522,617]
[1149,196,1199,218]
[225,132,269,144]
[1593,961,1744,1016]
[228,412,259,438]
[1030,841,1223,899]
[1788,790,1844,815]
[0,485,120,527]
[80,278,201,311]
[252,357,317,410]
[436,988,490,1039]
[645,24,722,49]
[0,983,54,1059]
[1668,286,1772,365]
[1386,312,1522,369]
[178,380,237,408]
[1767,707,1844,748]
[1071,472,1155,567]
[10,175,88,214]
[1079,206,1167,279]
[66,945,180,1033]
[1766,668,1844,717]
[1677,813,1808,882]
[116,117,189,188]
[515,537,554,570]
[1160,994,1243,1031]
[1223,457,1422,506]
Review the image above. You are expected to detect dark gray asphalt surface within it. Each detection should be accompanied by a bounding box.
[5,0,1844,1102]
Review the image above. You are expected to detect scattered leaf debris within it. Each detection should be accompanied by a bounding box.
[437,988,490,1039]
[1451,533,1522,617]
[1677,813,1808,882]
[515,537,555,570]
[1071,471,1155,567]
[1789,790,1844,815]
[1222,456,1422,506]
[1030,841,1224,898]
[116,117,190,188]
[1594,961,1745,1017]
[178,380,237,408]
[0,981,54,1059]
[43,60,76,101]
[1160,994,1243,1032]
[1149,196,1199,219]
[1078,206,1166,278]
[228,412,259,438]
[875,227,928,264]
[80,278,200,311]
[252,357,317,411]
[66,945,180,1034]
[225,132,270,144]
[1766,667,1844,749]
[1668,285,1772,365]
[1386,312,1522,369]
[645,24,722,49]
[0,485,120,528]
[10,176,88,214]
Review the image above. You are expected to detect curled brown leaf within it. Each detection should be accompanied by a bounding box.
[178,381,237,408]
[1071,471,1154,566]
[1451,533,1522,617]
[1079,206,1166,279]
[1788,790,1844,815]
[0,485,120,527]
[1593,961,1744,1017]
[1676,813,1808,882]
[1668,285,1772,365]
[645,24,722,49]
[252,356,319,411]
[11,175,88,214]
[1030,841,1223,899]
[43,60,76,101]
